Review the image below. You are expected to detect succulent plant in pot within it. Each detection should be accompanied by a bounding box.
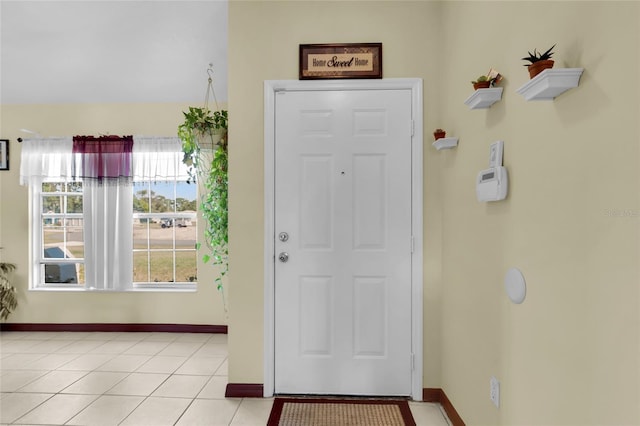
[471,75,493,90]
[470,68,503,90]
[522,44,556,79]
[433,128,446,140]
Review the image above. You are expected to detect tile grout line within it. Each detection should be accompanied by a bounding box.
[227,396,246,426]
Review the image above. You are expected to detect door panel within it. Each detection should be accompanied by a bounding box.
[299,275,332,356]
[353,154,387,249]
[274,89,412,396]
[300,155,333,250]
[353,275,387,357]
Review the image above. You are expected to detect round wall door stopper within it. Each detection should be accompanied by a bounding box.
[505,267,526,304]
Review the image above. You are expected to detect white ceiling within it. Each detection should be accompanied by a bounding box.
[0,0,228,105]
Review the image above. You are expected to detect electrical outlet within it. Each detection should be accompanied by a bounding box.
[490,376,500,408]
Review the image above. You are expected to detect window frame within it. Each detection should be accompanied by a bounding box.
[132,178,198,290]
[30,179,84,290]
[29,178,198,292]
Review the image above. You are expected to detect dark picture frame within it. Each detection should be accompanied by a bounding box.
[0,139,9,171]
[299,43,382,80]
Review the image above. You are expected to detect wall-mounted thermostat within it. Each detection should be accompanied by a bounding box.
[477,141,508,202]
[477,166,508,202]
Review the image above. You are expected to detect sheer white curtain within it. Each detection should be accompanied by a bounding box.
[20,136,186,291]
[19,137,73,185]
[83,183,133,290]
[73,136,134,290]
[132,136,190,181]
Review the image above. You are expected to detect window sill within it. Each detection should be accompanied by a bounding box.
[30,284,197,293]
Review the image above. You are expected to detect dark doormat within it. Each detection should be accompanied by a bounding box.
[267,397,417,426]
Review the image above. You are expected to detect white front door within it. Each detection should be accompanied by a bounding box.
[273,88,413,396]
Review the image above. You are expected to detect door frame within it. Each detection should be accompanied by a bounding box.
[263,78,424,400]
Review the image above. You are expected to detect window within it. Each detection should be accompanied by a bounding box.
[22,136,196,291]
[132,181,197,287]
[41,181,85,285]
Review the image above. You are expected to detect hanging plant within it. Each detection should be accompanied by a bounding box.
[178,108,228,183]
[0,262,17,320]
[178,107,228,296]
[178,66,230,304]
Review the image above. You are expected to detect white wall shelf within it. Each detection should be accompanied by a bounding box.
[432,137,458,150]
[464,87,503,109]
[516,68,584,101]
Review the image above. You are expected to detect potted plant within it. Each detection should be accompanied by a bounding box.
[433,128,446,140]
[522,44,555,79]
[178,108,229,299]
[471,75,493,90]
[0,262,17,320]
[178,107,228,180]
[470,68,503,91]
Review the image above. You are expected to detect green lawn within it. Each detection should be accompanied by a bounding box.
[133,250,197,283]
[45,241,196,284]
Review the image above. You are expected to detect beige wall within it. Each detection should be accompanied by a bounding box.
[229,1,639,425]
[438,2,639,425]
[0,103,228,326]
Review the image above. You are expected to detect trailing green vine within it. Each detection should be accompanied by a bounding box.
[199,141,228,292]
[178,107,228,298]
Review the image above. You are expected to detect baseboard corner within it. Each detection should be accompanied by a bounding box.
[422,388,465,426]
[225,383,264,398]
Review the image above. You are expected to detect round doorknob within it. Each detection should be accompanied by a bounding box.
[278,252,289,263]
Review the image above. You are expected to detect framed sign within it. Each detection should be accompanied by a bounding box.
[0,140,8,171]
[299,43,382,80]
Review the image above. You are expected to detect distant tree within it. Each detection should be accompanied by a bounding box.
[42,196,61,214]
[133,189,150,213]
[133,189,184,213]
[151,194,171,213]
[176,197,197,212]
[66,195,83,213]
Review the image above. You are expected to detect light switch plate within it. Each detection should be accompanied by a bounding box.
[489,140,504,168]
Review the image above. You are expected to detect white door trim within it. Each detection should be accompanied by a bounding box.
[263,78,423,400]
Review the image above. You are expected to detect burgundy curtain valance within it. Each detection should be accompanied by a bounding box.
[72,135,133,184]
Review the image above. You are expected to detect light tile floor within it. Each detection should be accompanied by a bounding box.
[0,331,451,425]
